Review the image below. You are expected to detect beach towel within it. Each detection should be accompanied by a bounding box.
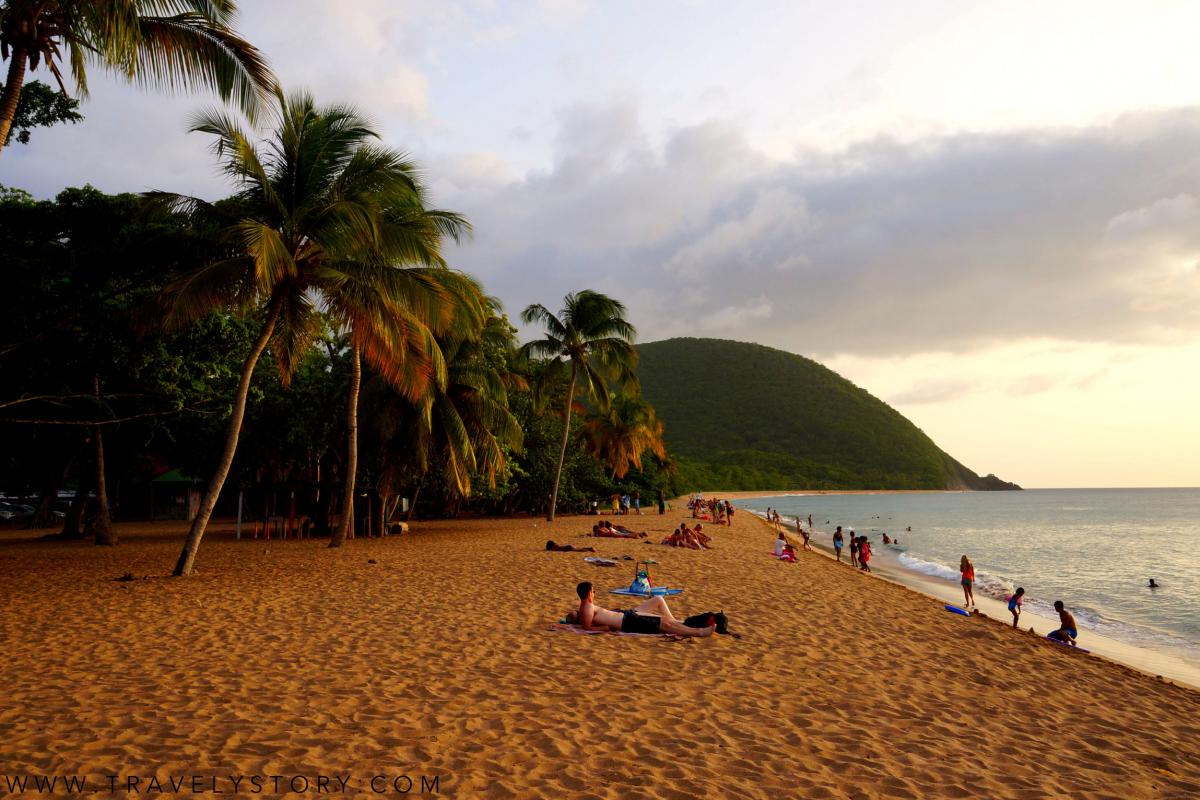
[548,623,684,640]
[608,587,684,597]
[584,556,619,566]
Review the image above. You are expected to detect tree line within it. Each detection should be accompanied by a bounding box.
[0,3,677,574]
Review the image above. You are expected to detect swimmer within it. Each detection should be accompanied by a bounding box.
[1148,578,1159,588]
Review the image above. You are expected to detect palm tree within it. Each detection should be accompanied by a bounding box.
[370,307,523,520]
[580,393,666,479]
[0,0,275,154]
[156,89,470,574]
[519,291,638,521]
[323,263,482,547]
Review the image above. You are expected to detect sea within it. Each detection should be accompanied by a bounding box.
[734,488,1200,677]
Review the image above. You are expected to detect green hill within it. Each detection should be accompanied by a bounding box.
[635,338,1019,491]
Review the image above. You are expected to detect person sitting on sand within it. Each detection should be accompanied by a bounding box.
[662,526,697,549]
[1007,587,1025,628]
[546,540,596,552]
[668,523,705,549]
[568,581,715,637]
[774,532,796,561]
[1048,600,1078,646]
[692,523,711,548]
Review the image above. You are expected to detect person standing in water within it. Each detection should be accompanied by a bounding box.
[960,555,976,610]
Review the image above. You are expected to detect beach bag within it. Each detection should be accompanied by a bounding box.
[684,610,730,635]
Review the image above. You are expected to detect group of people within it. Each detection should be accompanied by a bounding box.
[962,557,1078,645]
[606,492,640,515]
[689,495,735,525]
[830,526,872,572]
[663,522,711,549]
[589,520,647,538]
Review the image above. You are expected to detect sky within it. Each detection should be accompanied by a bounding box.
[4,0,1200,488]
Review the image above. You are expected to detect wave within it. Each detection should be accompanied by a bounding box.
[897,553,1014,599]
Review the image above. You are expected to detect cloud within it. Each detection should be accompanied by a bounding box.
[436,104,1200,358]
[888,379,975,405]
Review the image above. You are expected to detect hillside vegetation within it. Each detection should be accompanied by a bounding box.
[635,338,1019,491]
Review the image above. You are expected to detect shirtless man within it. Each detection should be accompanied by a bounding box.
[1048,600,1078,646]
[593,521,644,539]
[568,582,714,637]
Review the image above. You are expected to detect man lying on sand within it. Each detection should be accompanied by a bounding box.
[1048,600,1078,646]
[592,521,646,538]
[546,540,596,552]
[566,581,715,637]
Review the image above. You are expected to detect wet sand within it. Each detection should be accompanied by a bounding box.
[1,509,1198,799]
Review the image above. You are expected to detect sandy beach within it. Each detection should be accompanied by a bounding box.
[2,508,1198,799]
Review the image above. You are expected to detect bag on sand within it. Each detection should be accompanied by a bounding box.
[684,610,731,635]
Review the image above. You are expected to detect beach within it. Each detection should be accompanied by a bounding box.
[2,510,1199,799]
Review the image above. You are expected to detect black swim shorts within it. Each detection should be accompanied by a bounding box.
[621,611,662,634]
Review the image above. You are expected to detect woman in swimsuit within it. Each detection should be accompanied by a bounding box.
[960,555,976,609]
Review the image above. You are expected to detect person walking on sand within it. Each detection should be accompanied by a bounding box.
[849,530,859,568]
[797,518,812,551]
[960,555,976,609]
[657,489,666,515]
[1048,600,1078,645]
[1007,587,1025,628]
[833,526,844,562]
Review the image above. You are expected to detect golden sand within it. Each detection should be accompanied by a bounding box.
[1,508,1198,799]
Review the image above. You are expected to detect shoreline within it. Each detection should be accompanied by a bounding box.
[733,499,1200,691]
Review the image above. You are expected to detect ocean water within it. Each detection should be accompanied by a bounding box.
[735,489,1200,666]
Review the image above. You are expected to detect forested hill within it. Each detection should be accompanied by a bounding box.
[635,338,1020,491]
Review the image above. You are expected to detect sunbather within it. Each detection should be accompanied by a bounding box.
[567,581,714,636]
[592,520,645,538]
[546,540,596,552]
[662,524,705,549]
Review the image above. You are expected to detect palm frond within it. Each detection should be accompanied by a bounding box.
[133,11,276,121]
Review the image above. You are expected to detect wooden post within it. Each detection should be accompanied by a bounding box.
[236,490,243,540]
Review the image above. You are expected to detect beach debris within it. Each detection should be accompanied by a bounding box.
[115,572,135,582]
[367,558,377,564]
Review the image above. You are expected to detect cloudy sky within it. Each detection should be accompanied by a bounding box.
[5,0,1200,487]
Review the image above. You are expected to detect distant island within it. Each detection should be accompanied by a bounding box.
[635,338,1020,492]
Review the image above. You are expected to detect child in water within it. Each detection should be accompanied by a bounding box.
[1007,587,1024,628]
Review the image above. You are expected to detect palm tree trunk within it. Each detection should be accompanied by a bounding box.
[0,50,28,154]
[172,299,282,575]
[547,364,578,522]
[330,344,361,548]
[92,375,116,546]
[406,476,423,522]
